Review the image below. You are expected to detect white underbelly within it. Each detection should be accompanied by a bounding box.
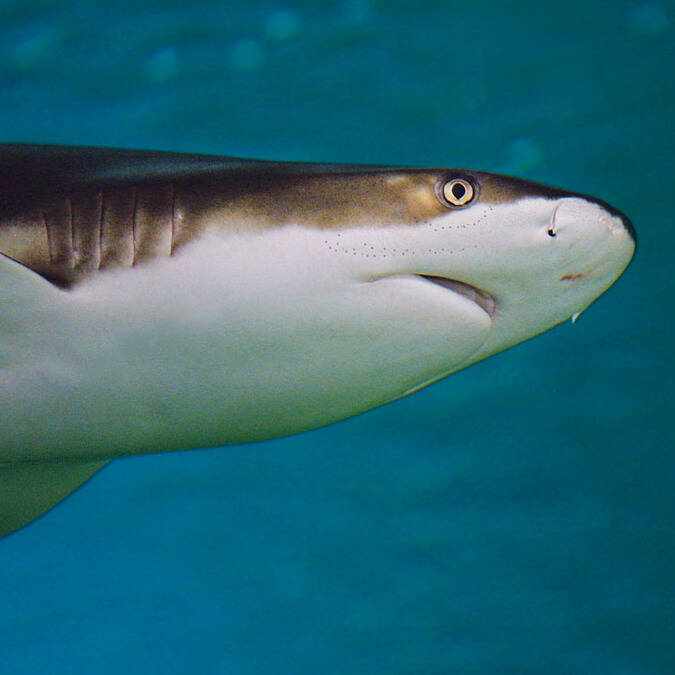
[0,230,491,461]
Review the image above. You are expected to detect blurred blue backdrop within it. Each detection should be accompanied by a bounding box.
[0,1,673,673]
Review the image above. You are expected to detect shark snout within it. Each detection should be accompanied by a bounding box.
[605,204,636,245]
[553,196,636,252]
[584,196,636,246]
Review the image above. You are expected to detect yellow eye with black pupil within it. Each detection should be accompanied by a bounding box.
[442,178,474,207]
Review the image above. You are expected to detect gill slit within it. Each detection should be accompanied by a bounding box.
[67,196,75,268]
[170,183,176,255]
[97,191,103,269]
[131,186,138,266]
[43,209,52,265]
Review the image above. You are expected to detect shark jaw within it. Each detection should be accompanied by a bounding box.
[419,275,497,319]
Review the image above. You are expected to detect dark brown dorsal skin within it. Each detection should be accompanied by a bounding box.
[0,144,625,289]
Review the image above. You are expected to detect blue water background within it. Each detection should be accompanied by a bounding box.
[1,1,673,672]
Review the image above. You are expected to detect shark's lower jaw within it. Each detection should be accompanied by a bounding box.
[419,275,497,319]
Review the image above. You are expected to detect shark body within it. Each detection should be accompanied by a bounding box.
[0,145,636,537]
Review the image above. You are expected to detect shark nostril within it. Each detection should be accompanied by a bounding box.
[548,203,560,237]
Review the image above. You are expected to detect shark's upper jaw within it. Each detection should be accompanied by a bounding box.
[418,275,497,319]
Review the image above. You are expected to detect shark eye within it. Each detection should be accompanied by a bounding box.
[441,178,475,207]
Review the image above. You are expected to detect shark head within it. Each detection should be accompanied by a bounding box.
[333,169,636,380]
[237,167,636,402]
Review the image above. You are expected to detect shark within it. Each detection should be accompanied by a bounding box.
[0,144,636,537]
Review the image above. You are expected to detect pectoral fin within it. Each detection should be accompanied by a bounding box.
[0,459,109,538]
[0,252,64,329]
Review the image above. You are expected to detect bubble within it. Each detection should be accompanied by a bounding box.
[11,27,61,70]
[340,0,373,25]
[230,39,264,70]
[145,48,179,83]
[506,137,543,173]
[630,3,669,34]
[264,9,300,41]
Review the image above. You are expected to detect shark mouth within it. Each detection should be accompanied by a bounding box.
[419,275,497,318]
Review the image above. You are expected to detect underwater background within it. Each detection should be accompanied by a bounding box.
[0,1,673,673]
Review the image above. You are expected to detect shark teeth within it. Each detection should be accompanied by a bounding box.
[419,275,497,318]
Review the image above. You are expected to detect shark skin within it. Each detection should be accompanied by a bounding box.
[0,145,636,537]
